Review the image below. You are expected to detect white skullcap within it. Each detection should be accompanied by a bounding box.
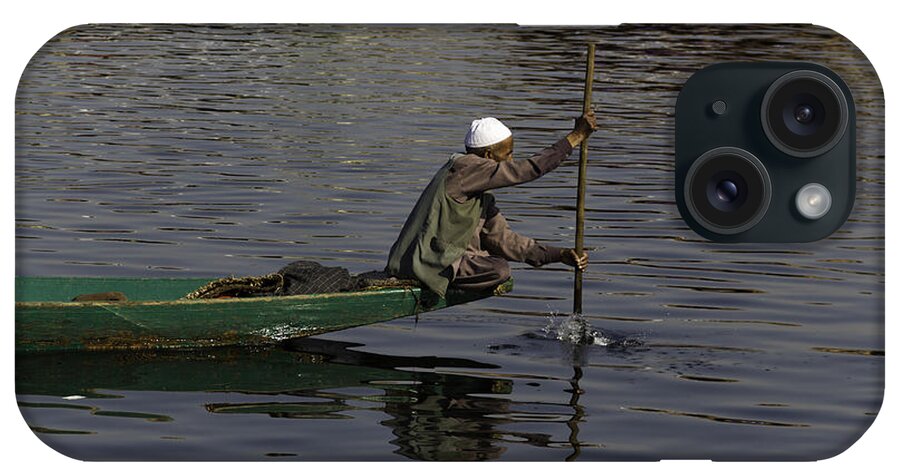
[464,117,512,148]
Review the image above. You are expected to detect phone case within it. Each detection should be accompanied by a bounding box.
[15,23,884,461]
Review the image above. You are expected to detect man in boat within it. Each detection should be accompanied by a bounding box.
[386,110,598,296]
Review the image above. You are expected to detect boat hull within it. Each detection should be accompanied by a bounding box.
[16,277,512,353]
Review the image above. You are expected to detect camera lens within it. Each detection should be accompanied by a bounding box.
[761,70,849,158]
[684,147,771,235]
[716,180,739,203]
[794,104,815,124]
[708,174,747,212]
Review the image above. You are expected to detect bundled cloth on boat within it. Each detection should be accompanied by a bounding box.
[183,261,420,300]
[183,273,284,299]
[277,261,356,295]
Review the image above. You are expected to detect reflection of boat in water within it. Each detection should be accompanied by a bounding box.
[15,276,512,353]
[16,339,439,398]
[17,337,589,460]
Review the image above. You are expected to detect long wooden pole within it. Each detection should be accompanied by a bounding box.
[574,43,595,315]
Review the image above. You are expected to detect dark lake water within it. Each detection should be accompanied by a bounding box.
[15,24,884,461]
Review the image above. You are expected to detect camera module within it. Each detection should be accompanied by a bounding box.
[761,70,849,158]
[676,62,855,241]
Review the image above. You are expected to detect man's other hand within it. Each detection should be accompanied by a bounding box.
[562,248,589,272]
[566,110,598,147]
[574,110,598,135]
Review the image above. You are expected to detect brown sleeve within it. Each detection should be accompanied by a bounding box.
[479,203,564,267]
[446,137,574,202]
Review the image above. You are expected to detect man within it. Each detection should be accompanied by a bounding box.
[386,111,598,297]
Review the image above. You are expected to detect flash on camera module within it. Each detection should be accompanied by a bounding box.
[795,183,832,220]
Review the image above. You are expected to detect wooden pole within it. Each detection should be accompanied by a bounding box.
[574,43,595,315]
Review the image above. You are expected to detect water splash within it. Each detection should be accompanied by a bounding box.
[542,311,643,348]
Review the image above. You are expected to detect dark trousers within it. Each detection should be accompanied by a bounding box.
[449,254,511,292]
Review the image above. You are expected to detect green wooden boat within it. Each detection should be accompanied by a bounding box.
[15,276,512,353]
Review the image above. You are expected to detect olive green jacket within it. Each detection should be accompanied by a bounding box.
[386,154,492,296]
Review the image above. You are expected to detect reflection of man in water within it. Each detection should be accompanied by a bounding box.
[381,372,515,461]
[193,338,570,460]
[387,112,597,296]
